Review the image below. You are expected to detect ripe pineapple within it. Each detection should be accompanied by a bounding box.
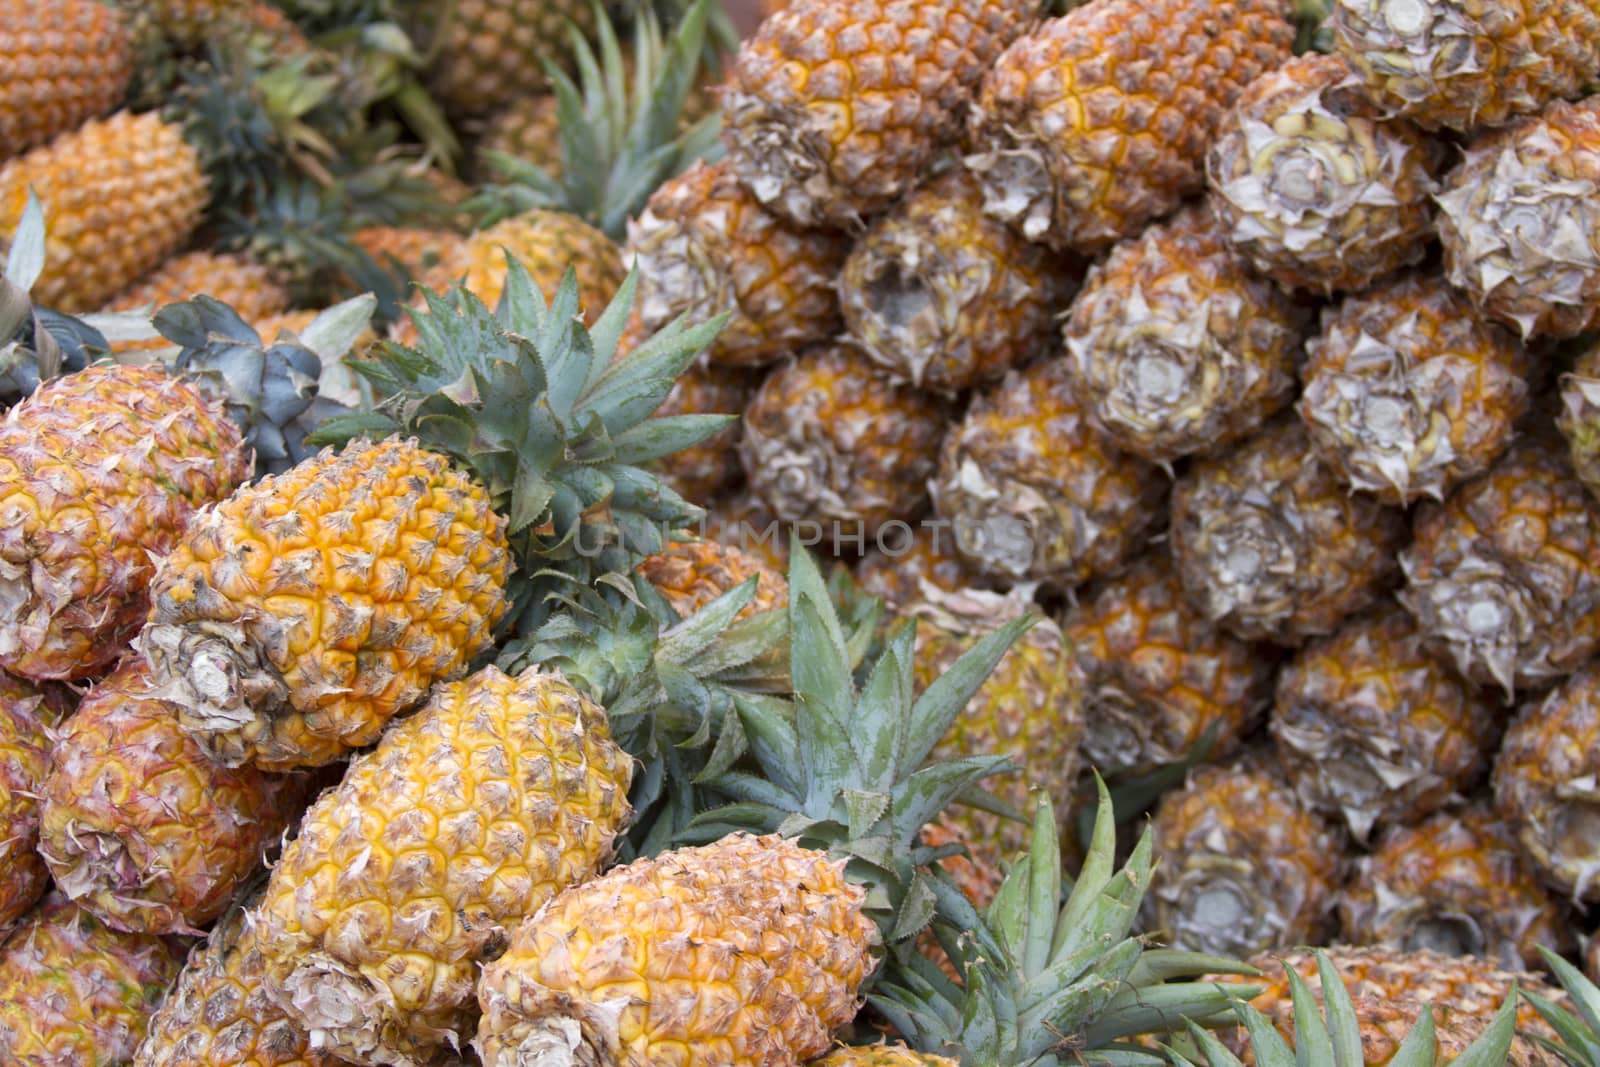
[1299,271,1530,505]
[647,362,757,504]
[0,0,135,159]
[721,0,1034,228]
[1330,0,1600,132]
[134,889,342,1067]
[740,346,947,544]
[0,363,250,681]
[1560,340,1600,499]
[626,158,850,369]
[702,487,791,572]
[1340,803,1574,970]
[0,673,54,940]
[1272,604,1501,843]
[1397,434,1600,697]
[147,0,309,52]
[138,436,513,770]
[1206,51,1446,295]
[349,224,461,284]
[1436,95,1600,340]
[420,0,597,116]
[637,537,789,621]
[1065,550,1276,777]
[1494,662,1600,901]
[104,249,293,352]
[253,664,633,1065]
[855,522,982,612]
[964,0,1294,254]
[0,892,189,1066]
[838,166,1081,394]
[1145,754,1346,959]
[476,834,877,1066]
[930,356,1166,589]
[1170,416,1408,645]
[910,584,1083,868]
[37,655,312,936]
[1061,202,1304,465]
[814,1047,955,1067]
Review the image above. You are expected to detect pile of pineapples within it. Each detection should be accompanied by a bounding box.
[7,0,1600,1065]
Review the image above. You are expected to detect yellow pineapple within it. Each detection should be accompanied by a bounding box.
[147,0,310,53]
[253,665,633,1064]
[0,363,251,681]
[0,673,54,941]
[637,537,789,621]
[138,436,513,770]
[475,834,878,1066]
[813,1047,957,1067]
[0,0,134,160]
[647,362,758,504]
[421,0,598,116]
[104,249,292,352]
[349,224,461,284]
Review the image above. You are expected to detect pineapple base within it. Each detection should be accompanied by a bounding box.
[139,620,289,769]
[275,951,423,1066]
[721,91,837,228]
[962,143,1054,246]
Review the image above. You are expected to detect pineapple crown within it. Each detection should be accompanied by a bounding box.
[308,260,731,610]
[1526,948,1600,1067]
[684,537,1032,963]
[873,785,1261,1067]
[0,194,97,406]
[1170,951,1519,1067]
[153,293,377,477]
[468,0,723,240]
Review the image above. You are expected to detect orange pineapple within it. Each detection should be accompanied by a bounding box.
[0,0,134,160]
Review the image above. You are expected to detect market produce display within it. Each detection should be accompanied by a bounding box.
[2,0,1600,1065]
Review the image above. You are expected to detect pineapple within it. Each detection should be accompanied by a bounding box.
[855,521,982,611]
[0,673,54,941]
[838,166,1081,394]
[1436,95,1600,340]
[1170,416,1408,645]
[37,655,313,936]
[1061,202,1305,465]
[1562,341,1600,500]
[964,0,1294,254]
[740,346,947,544]
[419,0,597,116]
[721,0,1035,228]
[147,0,310,53]
[1205,52,1446,295]
[138,435,513,770]
[133,888,342,1067]
[930,355,1166,589]
[813,1047,955,1067]
[104,249,292,352]
[909,584,1083,870]
[647,362,757,504]
[1299,271,1531,505]
[626,158,850,369]
[1146,754,1347,959]
[1494,662,1600,901]
[1397,434,1600,697]
[1065,550,1276,777]
[1340,804,1574,971]
[349,224,461,284]
[252,664,634,1065]
[637,537,789,622]
[1271,603,1501,844]
[1330,0,1600,132]
[0,892,190,1066]
[0,363,251,681]
[0,0,135,159]
[477,95,567,180]
[702,486,792,572]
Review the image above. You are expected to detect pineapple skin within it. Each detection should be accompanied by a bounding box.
[148,0,309,52]
[839,167,1081,394]
[647,362,757,505]
[627,159,850,369]
[134,893,342,1067]
[350,225,461,285]
[0,673,54,940]
[255,665,633,1065]
[812,1046,957,1067]
[474,834,878,1067]
[1331,0,1600,133]
[1493,662,1600,901]
[424,0,596,116]
[965,0,1293,254]
[1340,804,1574,970]
[1062,203,1304,464]
[1205,52,1445,295]
[0,0,134,159]
[37,655,311,937]
[911,585,1083,868]
[637,538,789,622]
[1436,96,1600,340]
[0,892,190,1067]
[1397,435,1600,697]
[1271,603,1501,844]
[1065,552,1276,777]
[722,0,1035,228]
[1558,341,1600,499]
[1146,756,1346,959]
[1298,271,1530,506]
[139,437,512,771]
[0,363,250,681]
[855,522,981,612]
[105,250,293,353]
[930,356,1166,589]
[1170,416,1407,645]
[0,109,209,311]
[701,487,792,572]
[740,345,947,543]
